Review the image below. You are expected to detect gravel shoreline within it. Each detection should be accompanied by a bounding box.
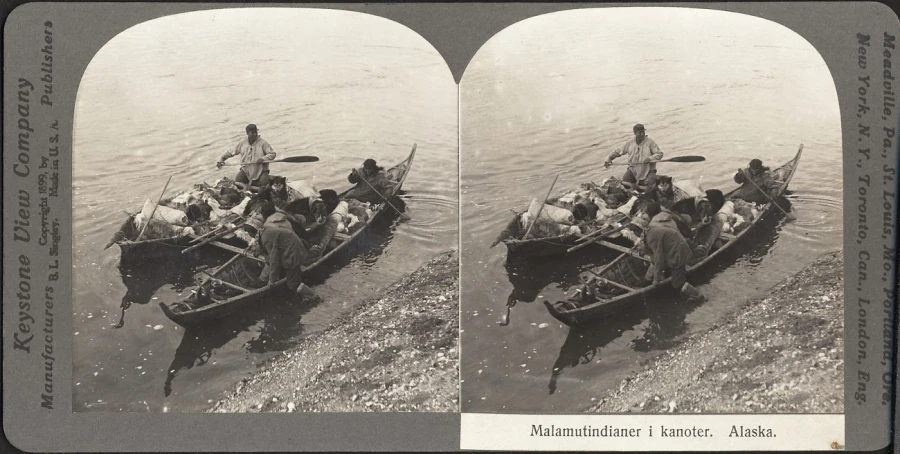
[591,249,845,413]
[209,248,844,414]
[210,250,459,413]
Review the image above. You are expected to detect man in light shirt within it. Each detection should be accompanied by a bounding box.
[604,123,664,191]
[217,123,276,190]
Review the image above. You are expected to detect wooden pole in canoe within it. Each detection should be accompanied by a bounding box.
[199,269,250,293]
[591,251,632,278]
[197,251,247,286]
[356,171,411,221]
[182,221,247,254]
[567,222,632,253]
[136,175,173,242]
[596,239,652,263]
[523,174,559,240]
[741,169,796,221]
[189,224,227,244]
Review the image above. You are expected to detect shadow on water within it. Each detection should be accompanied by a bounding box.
[164,310,257,397]
[162,287,318,397]
[504,247,608,306]
[534,206,792,396]
[159,204,405,398]
[114,248,233,329]
[548,292,707,394]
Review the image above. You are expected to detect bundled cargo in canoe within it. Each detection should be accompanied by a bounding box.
[544,145,802,327]
[158,144,416,326]
[492,175,695,258]
[107,176,322,264]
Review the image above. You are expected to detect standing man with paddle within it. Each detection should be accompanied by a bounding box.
[604,123,664,191]
[217,123,276,190]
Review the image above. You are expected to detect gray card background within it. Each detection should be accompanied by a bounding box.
[3,2,898,452]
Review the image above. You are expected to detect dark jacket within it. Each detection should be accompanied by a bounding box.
[259,221,308,283]
[734,168,779,204]
[644,213,693,283]
[346,167,395,203]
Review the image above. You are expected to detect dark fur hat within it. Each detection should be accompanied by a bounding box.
[318,189,340,212]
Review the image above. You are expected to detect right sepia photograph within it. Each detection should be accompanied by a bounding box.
[460,7,843,413]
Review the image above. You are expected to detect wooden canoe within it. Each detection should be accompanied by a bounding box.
[108,215,195,265]
[495,180,691,259]
[159,144,416,326]
[544,144,803,327]
[108,176,319,265]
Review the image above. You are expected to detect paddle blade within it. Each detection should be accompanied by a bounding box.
[666,155,705,163]
[277,156,319,163]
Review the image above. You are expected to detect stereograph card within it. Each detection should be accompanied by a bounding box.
[2,2,897,452]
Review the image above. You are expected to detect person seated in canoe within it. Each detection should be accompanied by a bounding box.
[733,159,781,204]
[603,123,664,192]
[216,123,276,192]
[345,158,397,204]
[255,201,320,302]
[670,189,726,226]
[641,202,704,302]
[274,190,342,265]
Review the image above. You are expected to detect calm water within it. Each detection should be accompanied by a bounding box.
[459,9,844,412]
[72,9,457,412]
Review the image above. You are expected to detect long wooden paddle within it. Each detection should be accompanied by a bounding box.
[607,155,705,166]
[356,172,411,221]
[741,170,796,221]
[219,156,319,166]
[136,175,173,242]
[522,174,560,239]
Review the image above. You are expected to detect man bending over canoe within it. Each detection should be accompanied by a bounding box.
[642,202,704,302]
[733,158,780,204]
[277,190,342,265]
[256,201,320,303]
[216,123,276,190]
[345,158,396,203]
[604,123,664,191]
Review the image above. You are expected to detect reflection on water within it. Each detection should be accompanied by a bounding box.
[504,248,602,307]
[164,315,257,398]
[114,251,230,329]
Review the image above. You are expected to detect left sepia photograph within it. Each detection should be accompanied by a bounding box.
[72,8,459,413]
